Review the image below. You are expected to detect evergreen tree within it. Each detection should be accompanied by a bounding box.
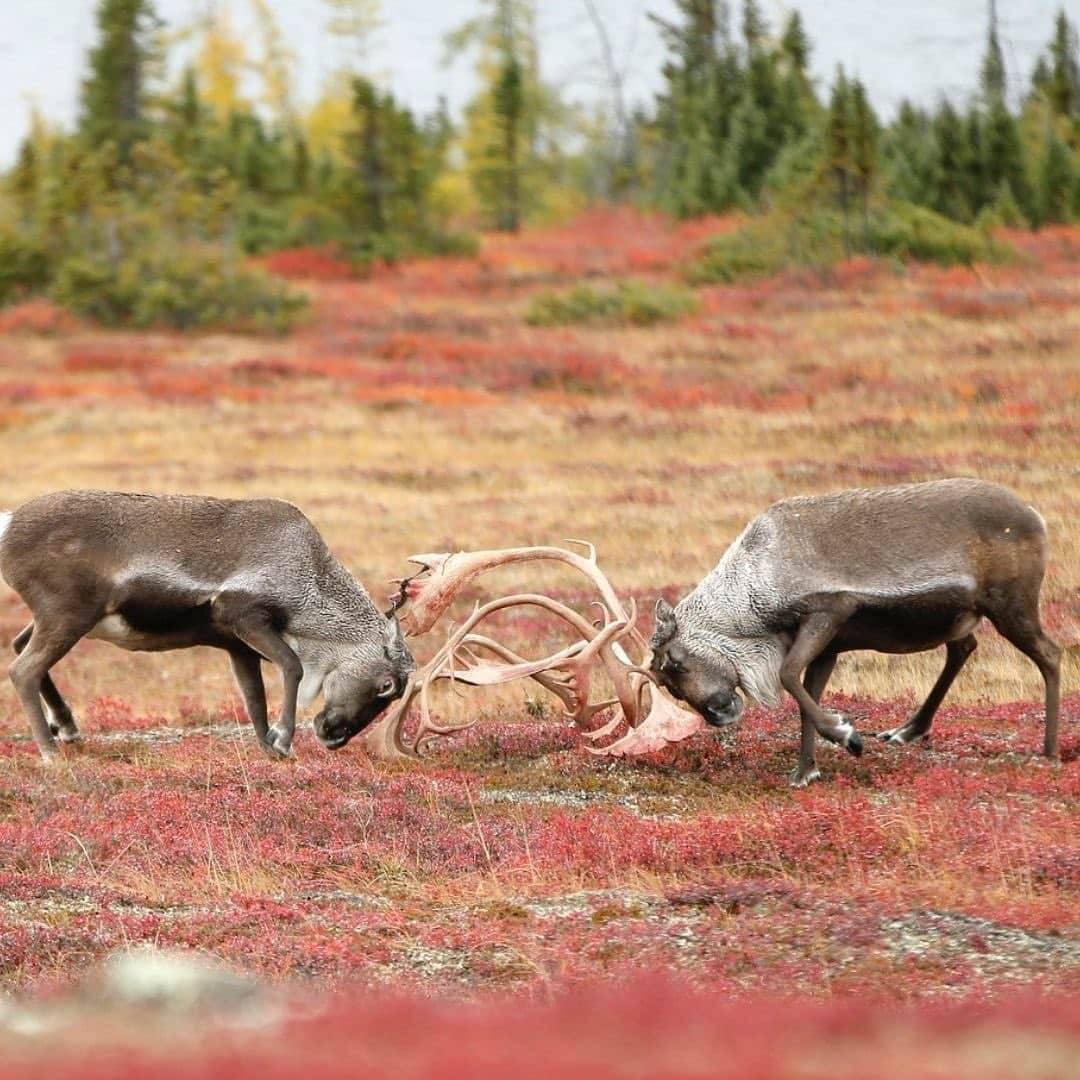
[776,12,816,147]
[492,28,525,231]
[741,0,766,53]
[1045,9,1080,117]
[651,1,809,214]
[961,106,987,213]
[650,2,734,216]
[1031,55,1052,98]
[824,67,853,253]
[982,95,1030,214]
[980,0,1006,103]
[165,67,204,165]
[1038,127,1074,222]
[78,0,161,161]
[929,100,971,220]
[882,101,935,206]
[349,77,388,233]
[293,134,311,193]
[344,77,432,238]
[780,11,810,73]
[850,78,878,246]
[9,137,40,217]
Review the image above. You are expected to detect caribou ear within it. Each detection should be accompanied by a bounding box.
[652,598,678,649]
[383,614,413,672]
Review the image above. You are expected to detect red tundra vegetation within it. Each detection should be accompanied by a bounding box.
[0,210,1076,1071]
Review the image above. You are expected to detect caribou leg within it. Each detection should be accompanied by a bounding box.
[780,611,862,786]
[12,623,80,743]
[878,635,977,746]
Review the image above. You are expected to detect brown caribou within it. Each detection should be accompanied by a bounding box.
[0,491,413,762]
[650,479,1062,785]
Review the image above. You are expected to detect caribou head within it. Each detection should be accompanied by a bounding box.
[313,615,415,749]
[650,598,744,728]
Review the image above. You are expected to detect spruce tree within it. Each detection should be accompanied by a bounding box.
[79,0,160,162]
[930,100,970,220]
[741,0,766,53]
[982,96,1030,216]
[961,106,987,214]
[350,77,387,233]
[1046,9,1080,117]
[780,11,810,73]
[493,49,524,231]
[980,0,1006,103]
[849,79,878,248]
[825,67,853,253]
[650,1,734,217]
[1038,127,1073,222]
[9,138,39,217]
[293,134,311,194]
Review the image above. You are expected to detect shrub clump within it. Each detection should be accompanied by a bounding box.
[0,229,52,305]
[52,246,306,333]
[688,202,1013,284]
[526,279,698,327]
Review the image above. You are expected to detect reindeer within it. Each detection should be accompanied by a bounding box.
[650,478,1062,785]
[0,491,414,763]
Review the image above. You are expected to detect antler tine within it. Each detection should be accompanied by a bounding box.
[562,538,597,564]
[463,635,580,714]
[589,599,614,628]
[581,712,627,741]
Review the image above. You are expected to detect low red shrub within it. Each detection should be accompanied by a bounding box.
[0,300,79,335]
[259,246,353,281]
[62,344,164,373]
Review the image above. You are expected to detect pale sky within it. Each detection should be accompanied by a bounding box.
[0,1,1066,165]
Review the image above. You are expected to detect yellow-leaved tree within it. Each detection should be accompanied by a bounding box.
[195,1,249,118]
[303,1,384,161]
[250,0,297,126]
[444,0,576,231]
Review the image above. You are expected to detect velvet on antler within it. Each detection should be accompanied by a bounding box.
[365,544,704,760]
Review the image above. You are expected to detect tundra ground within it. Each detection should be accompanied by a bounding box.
[0,212,1077,1067]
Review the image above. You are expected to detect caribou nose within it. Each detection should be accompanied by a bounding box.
[314,709,349,748]
[704,692,743,727]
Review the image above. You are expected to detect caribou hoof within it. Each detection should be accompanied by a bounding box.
[262,727,294,760]
[877,725,920,746]
[47,713,81,743]
[824,711,863,756]
[789,764,821,788]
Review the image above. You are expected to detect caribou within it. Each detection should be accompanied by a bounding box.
[0,490,414,763]
[650,478,1062,785]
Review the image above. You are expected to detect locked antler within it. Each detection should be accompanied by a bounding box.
[365,544,705,759]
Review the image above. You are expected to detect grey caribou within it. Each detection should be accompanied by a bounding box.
[650,478,1062,785]
[0,491,414,763]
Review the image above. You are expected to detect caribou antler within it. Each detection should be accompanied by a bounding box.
[366,545,705,760]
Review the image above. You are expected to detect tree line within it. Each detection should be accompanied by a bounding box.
[1,0,1078,326]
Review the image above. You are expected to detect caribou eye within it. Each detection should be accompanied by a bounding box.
[661,655,682,675]
[377,677,397,698]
